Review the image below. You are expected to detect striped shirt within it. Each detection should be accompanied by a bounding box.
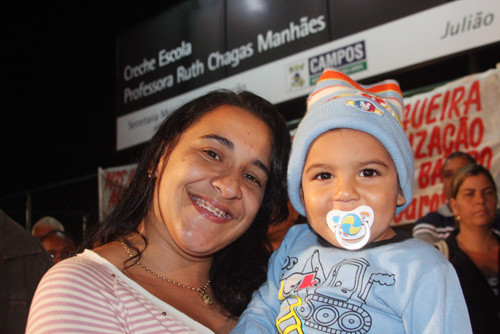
[26,249,214,333]
[412,203,457,244]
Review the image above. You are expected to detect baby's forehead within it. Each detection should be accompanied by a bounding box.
[311,128,382,146]
[305,128,395,165]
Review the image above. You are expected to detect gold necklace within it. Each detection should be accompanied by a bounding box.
[119,238,213,305]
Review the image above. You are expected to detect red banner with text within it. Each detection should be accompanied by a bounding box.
[395,65,500,225]
[98,164,137,221]
[99,66,500,226]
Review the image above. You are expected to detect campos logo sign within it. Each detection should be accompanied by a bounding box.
[308,41,367,85]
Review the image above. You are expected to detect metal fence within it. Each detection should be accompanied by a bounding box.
[0,174,100,246]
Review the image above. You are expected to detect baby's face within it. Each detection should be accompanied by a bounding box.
[300,128,406,248]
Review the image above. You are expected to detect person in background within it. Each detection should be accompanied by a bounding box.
[412,152,477,244]
[0,209,53,334]
[232,69,471,333]
[413,152,500,244]
[26,90,291,334]
[39,229,76,264]
[31,216,65,240]
[436,163,500,333]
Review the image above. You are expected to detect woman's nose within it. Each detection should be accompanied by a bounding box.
[212,171,243,200]
[474,192,486,204]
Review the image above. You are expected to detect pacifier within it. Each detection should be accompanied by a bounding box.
[326,205,374,250]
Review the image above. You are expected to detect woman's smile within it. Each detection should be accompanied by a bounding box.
[189,192,232,222]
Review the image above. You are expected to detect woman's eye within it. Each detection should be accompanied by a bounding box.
[244,173,262,187]
[485,190,497,197]
[315,172,332,180]
[203,150,221,160]
[360,169,378,177]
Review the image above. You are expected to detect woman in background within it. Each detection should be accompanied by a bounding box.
[443,163,500,333]
[26,90,291,333]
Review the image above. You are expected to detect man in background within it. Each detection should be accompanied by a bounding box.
[0,209,53,334]
[39,229,76,264]
[31,216,65,239]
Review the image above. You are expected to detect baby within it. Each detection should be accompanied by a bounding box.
[232,69,471,333]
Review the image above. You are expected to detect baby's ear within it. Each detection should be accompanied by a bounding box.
[299,186,305,205]
[396,188,406,207]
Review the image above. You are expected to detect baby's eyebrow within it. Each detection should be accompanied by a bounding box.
[358,159,390,168]
[303,163,332,173]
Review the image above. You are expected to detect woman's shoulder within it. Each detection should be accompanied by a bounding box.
[40,249,121,289]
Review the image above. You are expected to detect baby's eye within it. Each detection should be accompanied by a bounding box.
[203,150,221,161]
[360,169,378,177]
[315,172,332,180]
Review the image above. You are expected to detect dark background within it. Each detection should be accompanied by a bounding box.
[2,1,177,198]
[1,1,179,238]
[1,0,499,241]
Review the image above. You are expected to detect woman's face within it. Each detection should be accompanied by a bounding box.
[149,105,272,258]
[450,173,498,229]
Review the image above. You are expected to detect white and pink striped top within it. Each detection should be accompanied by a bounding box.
[26,249,214,333]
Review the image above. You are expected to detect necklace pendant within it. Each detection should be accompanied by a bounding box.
[201,293,214,305]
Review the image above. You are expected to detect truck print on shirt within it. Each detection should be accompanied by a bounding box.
[276,250,395,334]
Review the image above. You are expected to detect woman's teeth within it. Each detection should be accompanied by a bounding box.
[193,197,228,219]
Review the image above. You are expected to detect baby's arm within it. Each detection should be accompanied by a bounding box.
[231,244,288,333]
[402,260,472,334]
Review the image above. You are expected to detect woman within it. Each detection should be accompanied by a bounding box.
[26,90,291,333]
[442,163,500,333]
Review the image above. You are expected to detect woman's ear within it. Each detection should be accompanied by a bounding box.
[449,198,458,216]
[154,149,170,178]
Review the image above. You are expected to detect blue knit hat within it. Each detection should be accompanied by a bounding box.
[288,69,414,216]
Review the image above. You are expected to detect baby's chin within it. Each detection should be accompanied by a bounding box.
[370,227,396,243]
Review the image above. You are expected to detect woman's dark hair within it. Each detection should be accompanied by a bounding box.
[450,163,497,199]
[83,90,290,317]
